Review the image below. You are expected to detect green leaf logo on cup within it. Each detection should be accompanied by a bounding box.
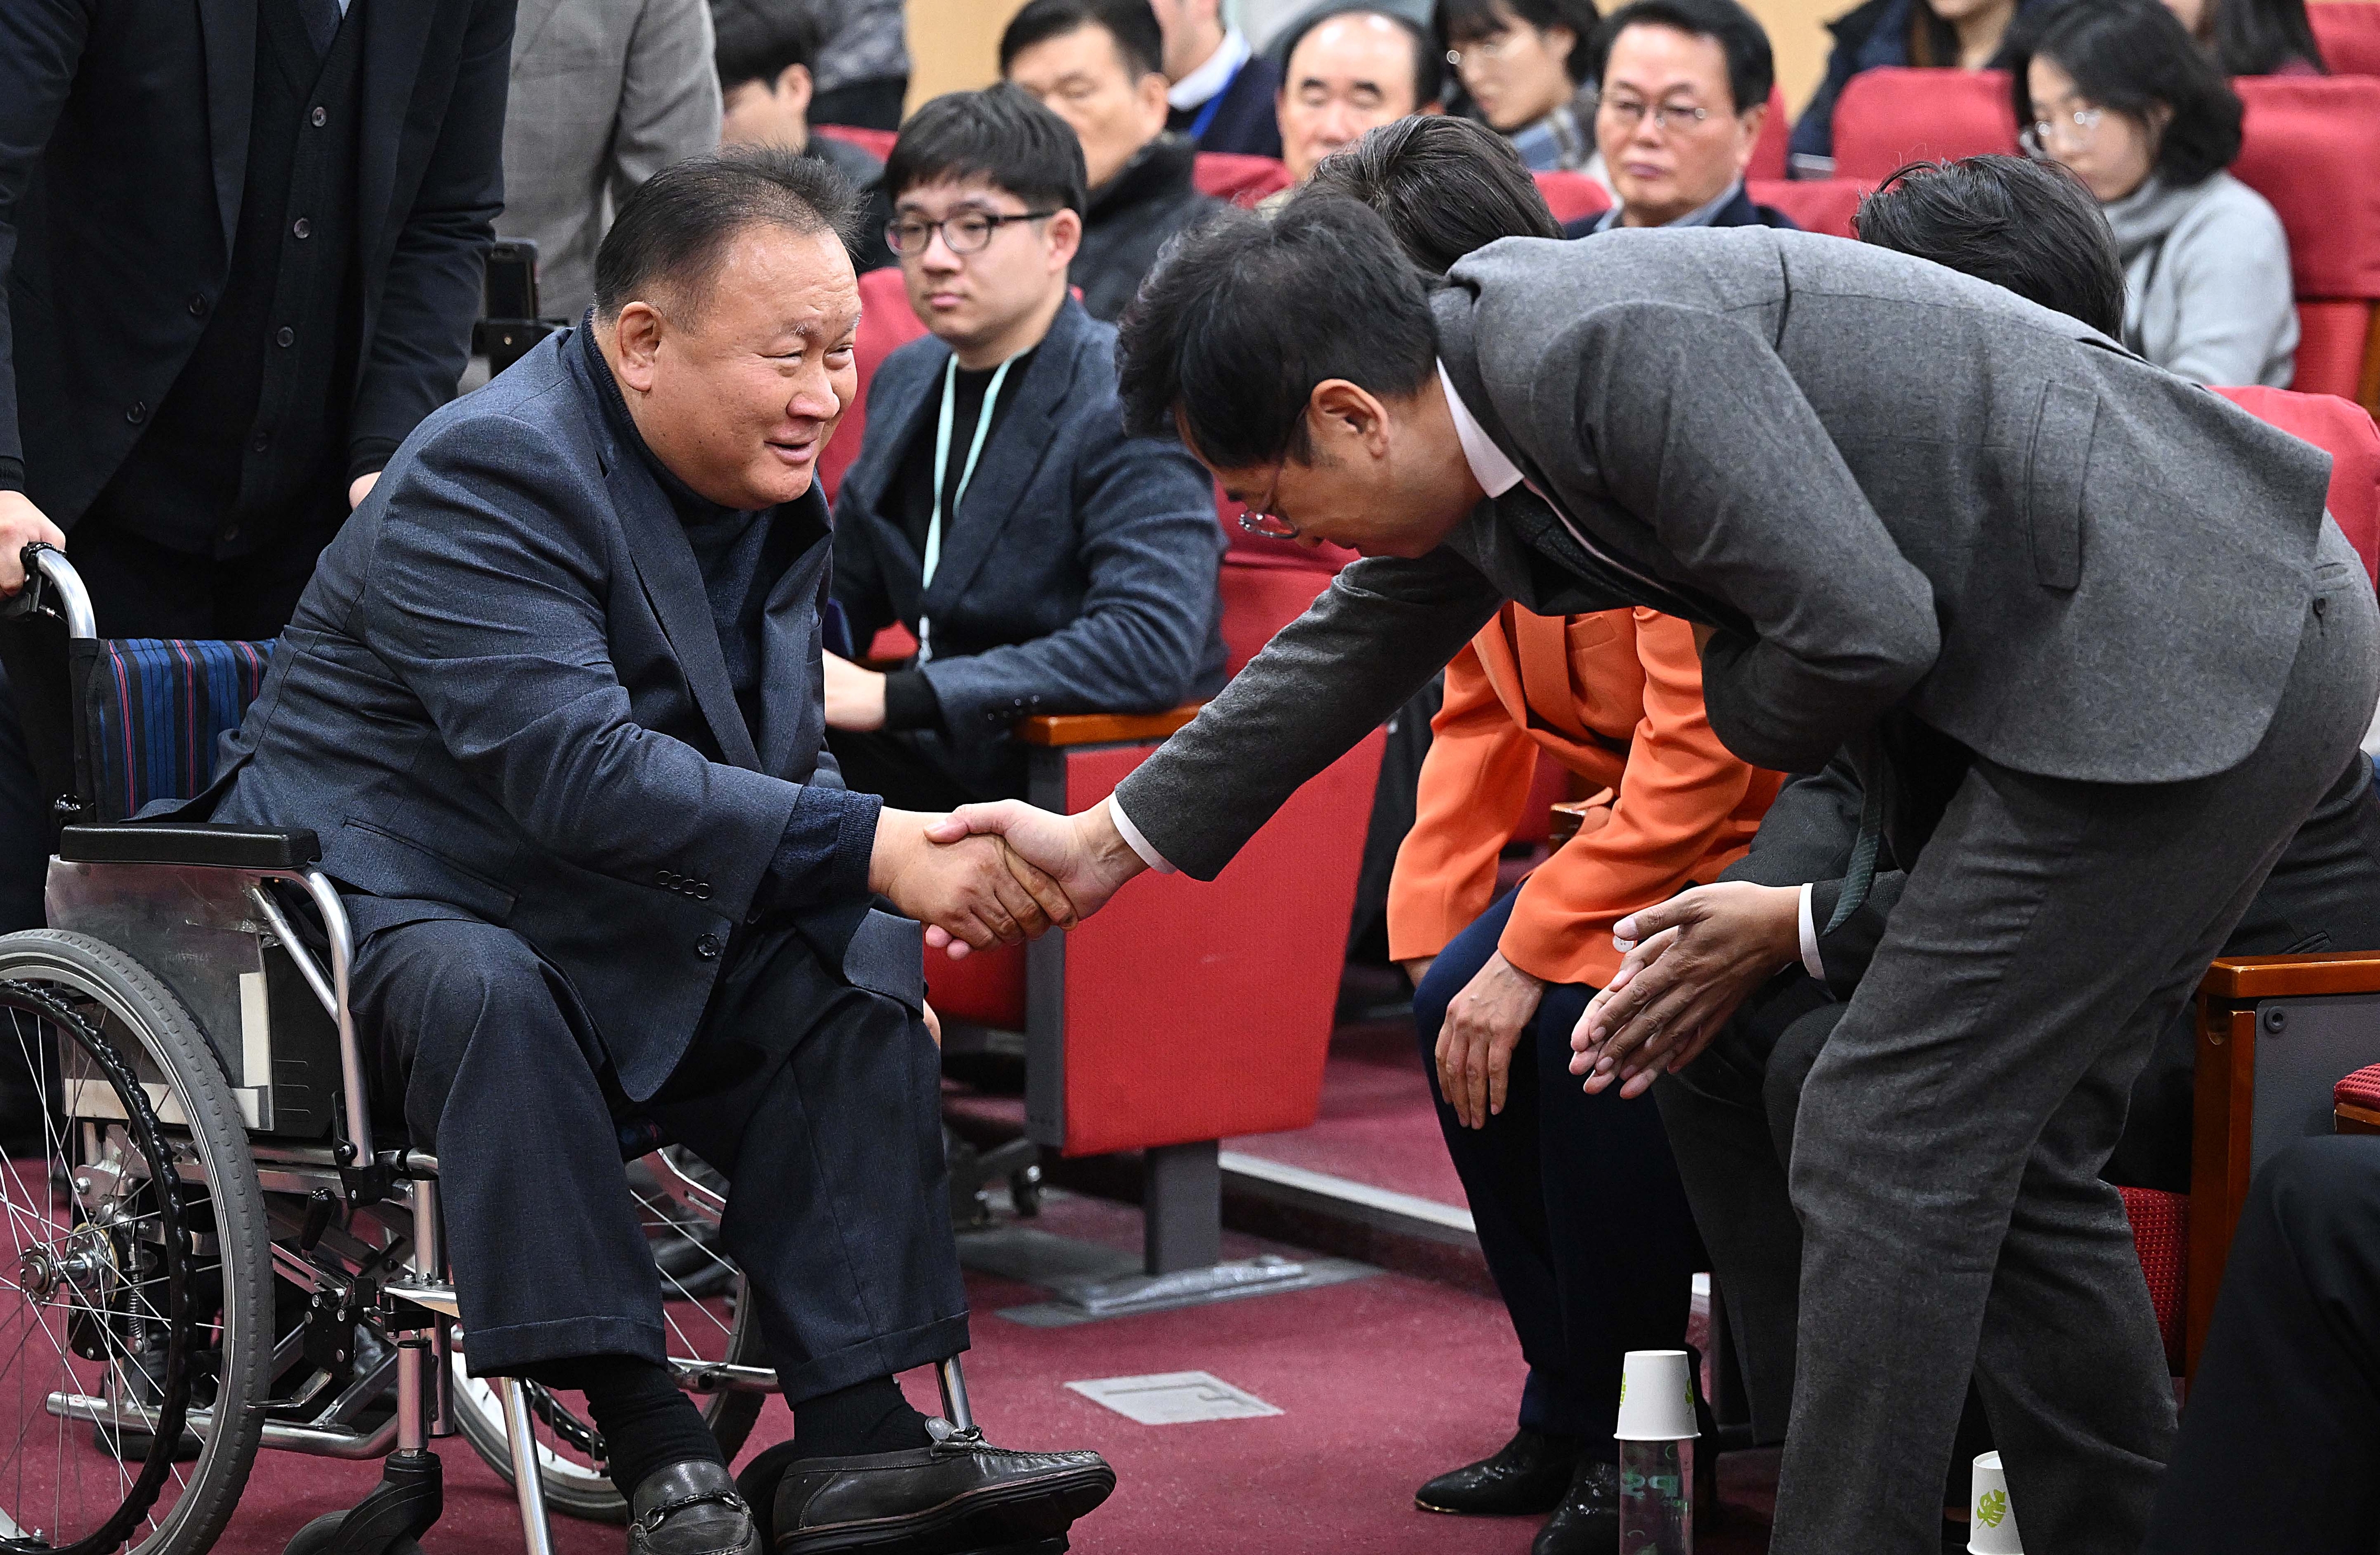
[1976,1488,2010,1529]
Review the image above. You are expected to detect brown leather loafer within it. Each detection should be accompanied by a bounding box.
[772,1417,1114,1554]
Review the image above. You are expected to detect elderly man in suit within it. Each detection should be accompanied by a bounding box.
[188,149,1115,1555]
[823,86,1225,811]
[925,188,2380,1550]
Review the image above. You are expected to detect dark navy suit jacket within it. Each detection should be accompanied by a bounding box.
[831,299,1226,797]
[190,325,881,1101]
[1166,51,1283,159]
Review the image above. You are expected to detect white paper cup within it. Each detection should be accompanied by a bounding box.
[1968,1451,2023,1554]
[1613,1349,1699,1441]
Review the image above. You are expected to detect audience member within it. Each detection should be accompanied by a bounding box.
[826,89,1225,811]
[715,0,896,271]
[1790,0,2046,172]
[1276,7,1448,183]
[1852,154,2125,337]
[807,0,910,130]
[1437,0,1604,173]
[173,145,1116,1555]
[2141,1135,2380,1555]
[1154,0,1287,156]
[1302,125,1781,1555]
[2162,0,2327,74]
[0,0,511,936]
[2008,0,2296,386]
[503,0,723,324]
[1001,0,1222,320]
[1574,0,1795,232]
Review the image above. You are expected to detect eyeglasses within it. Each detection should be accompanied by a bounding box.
[2020,105,2106,155]
[1444,30,1521,67]
[1597,96,1715,133]
[1236,465,1300,540]
[885,209,1058,257]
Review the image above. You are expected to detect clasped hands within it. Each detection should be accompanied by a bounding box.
[1567,880,1805,1099]
[868,799,1148,959]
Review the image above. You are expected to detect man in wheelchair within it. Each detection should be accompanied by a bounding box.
[167,149,1116,1555]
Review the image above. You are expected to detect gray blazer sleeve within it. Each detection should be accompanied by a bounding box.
[607,0,720,212]
[1111,545,1504,879]
[1539,301,1943,775]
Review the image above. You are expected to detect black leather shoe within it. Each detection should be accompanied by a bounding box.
[629,1459,762,1555]
[1532,1458,1620,1555]
[1416,1428,1584,1516]
[772,1416,1115,1554]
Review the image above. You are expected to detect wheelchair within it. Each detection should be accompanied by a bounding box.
[0,545,980,1554]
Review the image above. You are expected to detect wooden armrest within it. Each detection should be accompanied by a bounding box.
[1016,705,1204,747]
[2199,949,2380,1000]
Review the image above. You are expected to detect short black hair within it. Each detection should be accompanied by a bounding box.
[881,86,1091,220]
[1274,5,1446,109]
[1298,115,1560,274]
[1587,0,1774,114]
[2005,0,2243,188]
[1116,197,1436,466]
[998,0,1166,81]
[2199,0,2328,76]
[1856,155,2125,336]
[594,145,859,318]
[1436,0,1602,84]
[712,0,818,93]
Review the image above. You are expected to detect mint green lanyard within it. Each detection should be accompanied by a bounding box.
[919,352,1015,664]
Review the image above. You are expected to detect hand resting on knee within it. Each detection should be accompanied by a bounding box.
[1571,881,1804,1097]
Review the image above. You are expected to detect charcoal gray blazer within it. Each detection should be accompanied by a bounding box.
[1114,227,2340,878]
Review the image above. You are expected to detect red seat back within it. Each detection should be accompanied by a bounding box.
[818,265,929,506]
[2310,1,2380,73]
[2231,76,2380,404]
[1748,177,1864,237]
[1535,169,1611,225]
[1830,68,2017,183]
[813,123,897,160]
[2213,385,2380,583]
[1194,151,1295,206]
[1748,86,1790,182]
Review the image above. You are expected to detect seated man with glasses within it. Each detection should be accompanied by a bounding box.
[825,85,1227,811]
[1567,0,1796,235]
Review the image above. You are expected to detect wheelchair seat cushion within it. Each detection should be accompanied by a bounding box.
[83,638,274,820]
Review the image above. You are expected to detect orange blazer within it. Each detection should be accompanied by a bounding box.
[1388,605,1783,988]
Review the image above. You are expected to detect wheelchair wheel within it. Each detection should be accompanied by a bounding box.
[446,1148,767,1523]
[0,930,276,1555]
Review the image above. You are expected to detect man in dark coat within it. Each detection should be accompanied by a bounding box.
[189,149,1116,1555]
[1155,0,1286,157]
[713,0,897,273]
[1001,0,1223,321]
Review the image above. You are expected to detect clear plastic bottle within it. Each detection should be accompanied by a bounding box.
[1618,1437,1693,1554]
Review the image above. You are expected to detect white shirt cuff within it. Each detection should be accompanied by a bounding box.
[1104,794,1176,874]
[1797,882,1825,981]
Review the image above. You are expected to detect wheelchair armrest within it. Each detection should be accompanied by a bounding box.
[58,823,322,871]
[1015,705,1202,747]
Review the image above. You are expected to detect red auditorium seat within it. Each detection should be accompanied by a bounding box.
[2212,386,2380,581]
[1828,67,2017,183]
[1193,151,1295,206]
[1749,86,1790,182]
[813,123,895,160]
[2229,76,2380,409]
[2120,1186,2190,1373]
[1748,177,1864,238]
[816,265,927,505]
[1535,169,1611,225]
[2310,1,2380,73]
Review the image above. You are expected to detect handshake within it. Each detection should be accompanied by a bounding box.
[866,799,1153,958]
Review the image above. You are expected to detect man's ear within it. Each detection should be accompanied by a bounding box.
[1136,70,1172,135]
[777,61,815,121]
[1045,208,1085,271]
[611,302,666,393]
[1732,100,1767,176]
[1309,378,1391,456]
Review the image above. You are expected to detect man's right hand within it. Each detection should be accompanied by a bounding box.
[0,492,67,596]
[921,799,1149,952]
[870,807,1078,956]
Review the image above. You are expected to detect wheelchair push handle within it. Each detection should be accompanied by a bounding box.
[3,542,96,639]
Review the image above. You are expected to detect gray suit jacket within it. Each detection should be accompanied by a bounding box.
[498,0,721,321]
[832,299,1226,796]
[189,328,875,1101]
[1116,228,2337,879]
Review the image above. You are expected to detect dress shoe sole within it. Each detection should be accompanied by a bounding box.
[778,1465,1115,1555]
[1415,1490,1571,1517]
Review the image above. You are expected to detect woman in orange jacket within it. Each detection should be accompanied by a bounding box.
[1392,602,1780,1552]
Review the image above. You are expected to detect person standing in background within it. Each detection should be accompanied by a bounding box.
[715,0,897,272]
[0,0,513,933]
[808,0,910,130]
[1153,0,1286,157]
[500,0,722,324]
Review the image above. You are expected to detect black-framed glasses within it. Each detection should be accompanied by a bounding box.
[885,210,1059,257]
[1597,97,1714,133]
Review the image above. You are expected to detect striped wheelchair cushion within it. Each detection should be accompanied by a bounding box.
[83,639,274,820]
